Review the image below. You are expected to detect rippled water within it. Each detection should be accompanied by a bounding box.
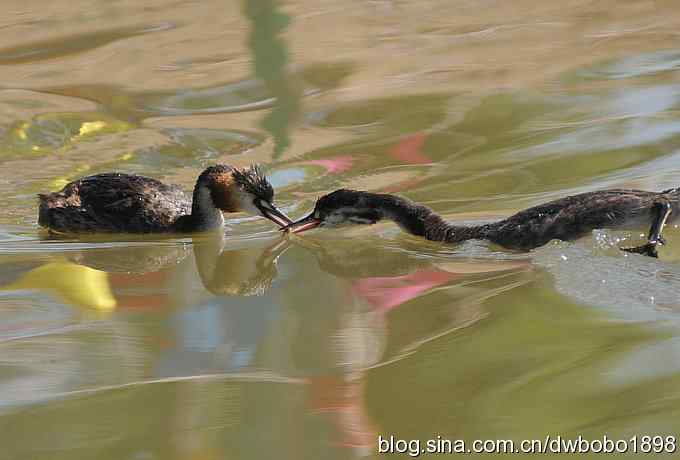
[2,1,680,458]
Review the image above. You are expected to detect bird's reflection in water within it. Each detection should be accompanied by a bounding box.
[49,232,291,312]
[193,231,291,297]
[141,233,293,379]
[295,236,532,360]
[277,235,534,456]
[67,242,192,275]
[0,233,533,458]
[0,232,292,413]
[59,232,290,293]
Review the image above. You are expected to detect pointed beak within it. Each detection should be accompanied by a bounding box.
[257,201,293,228]
[281,212,322,234]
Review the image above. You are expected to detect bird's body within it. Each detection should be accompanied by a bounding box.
[39,173,192,233]
[496,189,677,249]
[440,189,677,250]
[38,165,291,234]
[287,188,680,257]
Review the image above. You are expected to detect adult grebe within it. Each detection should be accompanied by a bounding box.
[38,165,292,233]
[284,188,680,257]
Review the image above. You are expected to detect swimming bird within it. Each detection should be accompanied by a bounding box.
[38,165,292,233]
[284,188,680,257]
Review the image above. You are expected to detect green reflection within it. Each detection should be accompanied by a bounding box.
[244,0,300,158]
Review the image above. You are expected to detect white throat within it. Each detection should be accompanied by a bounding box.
[192,185,225,230]
[236,189,261,216]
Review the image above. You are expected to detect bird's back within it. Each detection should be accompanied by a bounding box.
[38,173,191,233]
[487,189,662,250]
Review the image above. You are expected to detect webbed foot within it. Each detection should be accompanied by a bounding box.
[621,243,659,258]
[621,200,672,258]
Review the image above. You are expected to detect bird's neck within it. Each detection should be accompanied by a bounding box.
[178,183,225,232]
[373,194,485,243]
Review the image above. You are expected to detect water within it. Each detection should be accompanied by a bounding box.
[2,1,680,458]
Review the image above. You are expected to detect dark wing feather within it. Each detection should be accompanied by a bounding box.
[489,189,657,249]
[38,173,191,233]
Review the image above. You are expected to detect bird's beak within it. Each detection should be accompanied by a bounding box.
[256,201,293,228]
[281,212,322,234]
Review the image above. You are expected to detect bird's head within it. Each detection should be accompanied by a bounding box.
[197,165,291,227]
[284,189,383,233]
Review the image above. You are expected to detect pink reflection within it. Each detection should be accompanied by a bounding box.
[352,269,458,313]
[388,132,430,164]
[380,132,432,192]
[304,155,355,174]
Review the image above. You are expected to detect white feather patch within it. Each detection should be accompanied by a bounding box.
[236,189,260,216]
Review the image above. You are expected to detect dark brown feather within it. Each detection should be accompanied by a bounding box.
[38,173,191,233]
[302,188,680,251]
[486,189,663,249]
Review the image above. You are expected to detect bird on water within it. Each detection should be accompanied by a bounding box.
[38,165,292,234]
[284,188,680,258]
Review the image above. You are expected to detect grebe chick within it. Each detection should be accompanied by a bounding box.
[38,165,292,234]
[285,188,680,258]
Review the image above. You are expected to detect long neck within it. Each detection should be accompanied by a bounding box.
[175,182,225,232]
[374,194,486,243]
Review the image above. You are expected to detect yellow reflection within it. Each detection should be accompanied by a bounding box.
[78,120,108,137]
[45,151,134,191]
[4,113,133,158]
[49,178,70,190]
[3,261,116,311]
[48,165,91,191]
[16,122,29,140]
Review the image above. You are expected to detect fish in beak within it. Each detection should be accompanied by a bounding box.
[281,212,322,234]
[255,200,293,228]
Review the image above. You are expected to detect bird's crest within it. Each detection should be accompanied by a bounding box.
[232,165,274,202]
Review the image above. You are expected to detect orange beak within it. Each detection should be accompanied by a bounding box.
[281,212,322,234]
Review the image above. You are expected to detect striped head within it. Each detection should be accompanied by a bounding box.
[195,165,292,227]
